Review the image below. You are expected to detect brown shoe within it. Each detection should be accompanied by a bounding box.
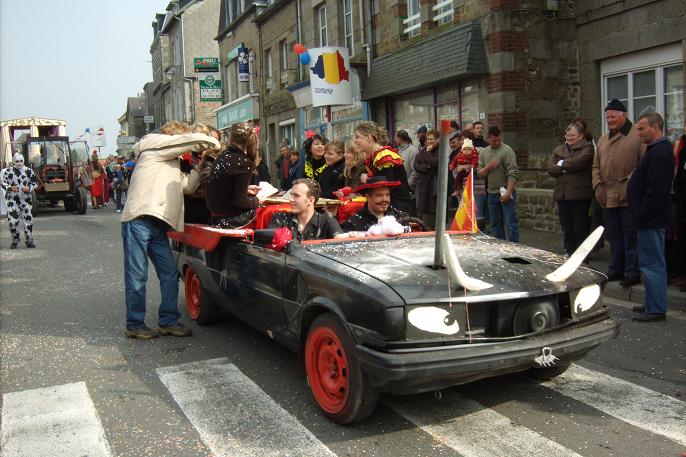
[159,322,192,337]
[124,325,159,340]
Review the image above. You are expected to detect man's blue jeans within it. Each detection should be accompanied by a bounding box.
[602,206,639,278]
[487,191,519,242]
[122,218,180,330]
[637,228,667,314]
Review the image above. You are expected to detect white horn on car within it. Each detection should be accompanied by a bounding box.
[442,234,493,291]
[546,226,604,283]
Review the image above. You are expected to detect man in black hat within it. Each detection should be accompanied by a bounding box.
[341,176,409,232]
[592,98,645,288]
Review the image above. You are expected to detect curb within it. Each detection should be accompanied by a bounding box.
[604,281,686,313]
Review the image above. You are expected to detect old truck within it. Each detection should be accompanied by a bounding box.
[1,117,89,214]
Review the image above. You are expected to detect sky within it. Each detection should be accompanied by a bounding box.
[0,0,169,156]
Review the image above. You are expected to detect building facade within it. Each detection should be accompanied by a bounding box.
[150,0,222,128]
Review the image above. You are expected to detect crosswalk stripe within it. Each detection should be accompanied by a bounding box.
[157,358,336,457]
[1,382,112,457]
[385,390,582,457]
[543,364,686,446]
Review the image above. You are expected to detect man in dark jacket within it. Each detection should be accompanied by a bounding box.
[341,176,408,232]
[627,112,674,322]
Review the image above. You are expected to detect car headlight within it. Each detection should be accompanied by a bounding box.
[573,284,601,314]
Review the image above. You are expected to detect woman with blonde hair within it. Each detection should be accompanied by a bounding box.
[353,121,411,212]
[343,141,366,189]
[206,122,265,228]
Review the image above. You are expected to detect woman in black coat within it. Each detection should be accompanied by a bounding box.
[413,129,440,229]
[317,140,346,198]
[207,122,265,228]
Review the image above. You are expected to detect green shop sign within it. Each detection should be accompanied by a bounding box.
[216,96,254,130]
[199,73,222,102]
[194,57,219,72]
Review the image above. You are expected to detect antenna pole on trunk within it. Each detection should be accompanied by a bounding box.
[433,119,451,269]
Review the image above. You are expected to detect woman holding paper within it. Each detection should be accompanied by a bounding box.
[206,122,266,228]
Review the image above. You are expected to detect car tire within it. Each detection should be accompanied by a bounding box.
[64,198,76,212]
[526,360,572,381]
[305,313,378,424]
[183,266,217,325]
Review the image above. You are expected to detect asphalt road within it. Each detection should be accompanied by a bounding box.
[1,205,684,457]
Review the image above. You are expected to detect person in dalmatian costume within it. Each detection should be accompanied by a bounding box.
[1,153,39,248]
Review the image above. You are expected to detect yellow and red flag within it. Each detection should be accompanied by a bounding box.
[450,170,478,233]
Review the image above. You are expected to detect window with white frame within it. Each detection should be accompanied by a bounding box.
[602,44,683,139]
[280,40,289,87]
[279,119,296,149]
[317,5,328,46]
[433,0,453,25]
[403,0,420,37]
[223,63,234,102]
[265,48,273,93]
[342,0,354,54]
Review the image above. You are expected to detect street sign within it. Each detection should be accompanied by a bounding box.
[194,57,219,72]
[144,115,154,124]
[308,47,353,107]
[199,73,222,102]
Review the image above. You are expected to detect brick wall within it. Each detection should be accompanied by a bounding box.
[517,188,561,233]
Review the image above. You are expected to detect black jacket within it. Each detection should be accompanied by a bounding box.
[317,159,345,198]
[207,145,259,217]
[268,210,342,241]
[627,137,674,229]
[341,205,408,232]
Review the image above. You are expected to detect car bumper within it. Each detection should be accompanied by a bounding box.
[356,318,619,394]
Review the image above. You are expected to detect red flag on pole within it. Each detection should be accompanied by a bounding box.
[450,170,477,233]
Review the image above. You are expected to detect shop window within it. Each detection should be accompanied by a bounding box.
[403,0,420,37]
[343,0,354,55]
[432,0,453,25]
[460,81,480,127]
[393,90,433,139]
[601,44,683,139]
[317,5,328,46]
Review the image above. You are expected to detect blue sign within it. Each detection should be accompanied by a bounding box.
[237,47,250,82]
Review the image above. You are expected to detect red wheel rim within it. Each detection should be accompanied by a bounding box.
[184,268,201,320]
[305,326,350,414]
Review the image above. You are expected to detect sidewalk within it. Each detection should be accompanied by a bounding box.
[519,226,686,312]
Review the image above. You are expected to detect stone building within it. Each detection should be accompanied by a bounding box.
[254,0,299,162]
[361,0,683,232]
[150,0,222,128]
[215,0,264,134]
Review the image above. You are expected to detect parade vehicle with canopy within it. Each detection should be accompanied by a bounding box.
[169,196,618,424]
[1,117,89,214]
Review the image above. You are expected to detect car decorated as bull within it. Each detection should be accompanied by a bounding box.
[168,201,618,424]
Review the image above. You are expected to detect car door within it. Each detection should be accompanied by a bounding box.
[231,242,287,336]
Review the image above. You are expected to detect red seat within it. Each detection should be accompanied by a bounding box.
[253,204,292,230]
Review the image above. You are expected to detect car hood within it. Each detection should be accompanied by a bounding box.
[304,234,605,303]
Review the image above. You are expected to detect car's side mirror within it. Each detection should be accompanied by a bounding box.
[253,229,276,247]
[253,228,293,252]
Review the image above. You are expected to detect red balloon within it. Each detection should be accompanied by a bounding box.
[293,43,306,55]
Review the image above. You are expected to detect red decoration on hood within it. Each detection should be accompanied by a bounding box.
[268,227,293,251]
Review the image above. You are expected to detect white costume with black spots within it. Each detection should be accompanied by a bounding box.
[1,154,39,244]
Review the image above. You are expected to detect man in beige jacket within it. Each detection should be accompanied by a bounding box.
[592,99,644,288]
[121,122,220,339]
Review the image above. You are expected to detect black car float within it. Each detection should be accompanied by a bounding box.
[168,204,619,424]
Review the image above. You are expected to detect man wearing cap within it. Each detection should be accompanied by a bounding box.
[341,176,409,232]
[268,178,343,241]
[592,98,644,287]
[1,153,39,248]
[416,125,428,149]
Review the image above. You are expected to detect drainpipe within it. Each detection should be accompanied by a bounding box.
[179,9,195,123]
[364,0,373,76]
[296,0,303,81]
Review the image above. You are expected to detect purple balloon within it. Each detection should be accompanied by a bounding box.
[299,52,311,65]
